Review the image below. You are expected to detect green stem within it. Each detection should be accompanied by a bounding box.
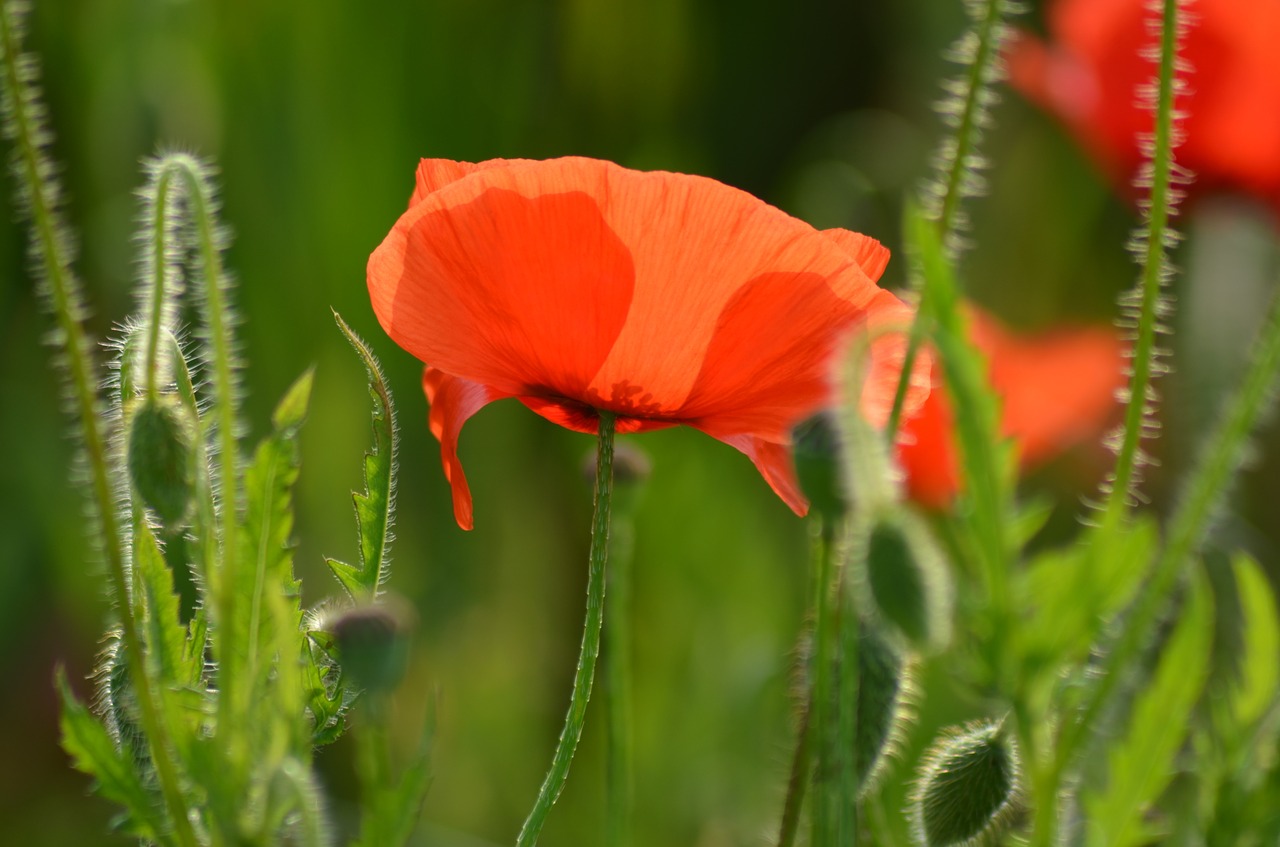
[1041,4,1184,833]
[777,520,829,847]
[516,411,617,847]
[142,162,179,399]
[0,6,197,846]
[1103,0,1181,525]
[604,506,635,847]
[888,0,1013,442]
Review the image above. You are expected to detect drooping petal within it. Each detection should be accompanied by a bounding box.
[423,367,514,530]
[714,433,809,517]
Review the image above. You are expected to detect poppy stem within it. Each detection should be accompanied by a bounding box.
[516,411,617,847]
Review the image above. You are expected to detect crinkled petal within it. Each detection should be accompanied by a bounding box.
[423,367,514,530]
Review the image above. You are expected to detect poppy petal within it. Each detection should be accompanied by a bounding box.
[822,228,892,282]
[714,433,809,516]
[579,162,890,414]
[370,161,637,399]
[409,158,539,207]
[423,367,514,530]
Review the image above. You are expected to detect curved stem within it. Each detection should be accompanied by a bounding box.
[516,411,617,847]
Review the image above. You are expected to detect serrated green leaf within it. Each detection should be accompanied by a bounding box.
[331,311,398,600]
[57,670,166,841]
[224,368,312,771]
[134,521,201,688]
[1228,553,1280,730]
[1084,568,1214,847]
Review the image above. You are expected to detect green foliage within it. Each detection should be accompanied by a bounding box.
[1083,570,1214,847]
[328,312,398,601]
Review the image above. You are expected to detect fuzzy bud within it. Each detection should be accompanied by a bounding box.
[329,598,415,695]
[912,721,1022,847]
[865,513,953,651]
[126,394,196,528]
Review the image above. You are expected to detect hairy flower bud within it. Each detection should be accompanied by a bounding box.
[126,394,196,529]
[330,598,415,695]
[912,721,1022,847]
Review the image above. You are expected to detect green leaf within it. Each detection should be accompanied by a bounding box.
[57,670,166,841]
[224,368,313,762]
[1017,516,1156,679]
[134,521,202,688]
[329,311,399,600]
[1084,567,1215,847]
[904,202,1016,594]
[1227,553,1280,731]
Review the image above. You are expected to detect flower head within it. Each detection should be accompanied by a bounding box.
[368,157,927,529]
[1008,0,1280,214]
[897,307,1125,508]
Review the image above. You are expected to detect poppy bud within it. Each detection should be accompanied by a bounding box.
[864,513,953,651]
[792,414,847,523]
[853,621,915,794]
[912,721,1022,847]
[329,598,415,695]
[126,394,195,529]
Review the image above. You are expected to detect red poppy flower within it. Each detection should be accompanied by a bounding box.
[897,308,1125,508]
[1008,0,1280,213]
[368,157,929,529]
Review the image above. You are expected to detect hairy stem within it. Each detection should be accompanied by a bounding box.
[516,411,616,847]
[0,6,197,845]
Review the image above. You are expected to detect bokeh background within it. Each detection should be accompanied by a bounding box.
[3,0,1278,844]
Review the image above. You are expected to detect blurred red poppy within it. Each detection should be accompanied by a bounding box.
[368,157,928,529]
[897,308,1125,508]
[1008,0,1280,213]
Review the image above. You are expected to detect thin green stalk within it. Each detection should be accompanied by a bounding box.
[141,161,183,399]
[516,411,617,847]
[605,506,635,847]
[887,0,1015,443]
[1103,0,1182,525]
[0,6,197,845]
[809,518,856,845]
[777,520,830,847]
[1058,279,1280,782]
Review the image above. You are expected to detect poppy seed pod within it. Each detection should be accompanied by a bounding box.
[126,394,196,529]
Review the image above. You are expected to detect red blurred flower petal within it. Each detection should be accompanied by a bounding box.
[1008,0,1280,213]
[370,157,924,528]
[898,308,1125,508]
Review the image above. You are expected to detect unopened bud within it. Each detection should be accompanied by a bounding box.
[912,721,1022,847]
[865,513,952,651]
[792,414,847,522]
[126,395,195,528]
[329,597,415,695]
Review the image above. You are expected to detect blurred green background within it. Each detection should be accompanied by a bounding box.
[3,0,1278,844]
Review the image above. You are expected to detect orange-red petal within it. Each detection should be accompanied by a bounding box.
[423,367,514,531]
[898,308,1124,507]
[714,433,809,517]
